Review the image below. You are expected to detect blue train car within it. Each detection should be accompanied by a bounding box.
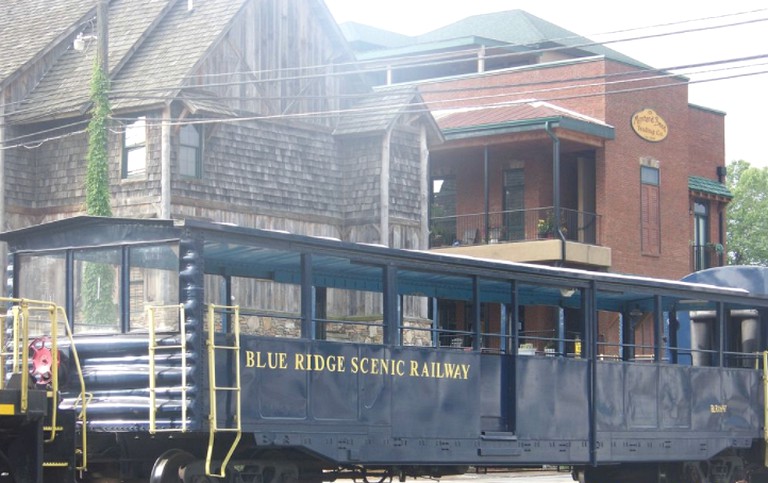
[0,216,766,483]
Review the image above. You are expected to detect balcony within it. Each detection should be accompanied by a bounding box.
[429,207,611,268]
[691,243,725,272]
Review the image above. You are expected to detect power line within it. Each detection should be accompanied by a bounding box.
[3,7,767,147]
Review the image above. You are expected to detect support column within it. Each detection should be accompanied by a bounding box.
[160,105,171,218]
[380,128,392,246]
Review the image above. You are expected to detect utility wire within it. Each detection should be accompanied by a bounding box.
[2,8,767,147]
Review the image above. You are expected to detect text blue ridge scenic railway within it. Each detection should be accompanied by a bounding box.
[0,216,767,483]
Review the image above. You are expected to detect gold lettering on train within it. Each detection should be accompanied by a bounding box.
[245,351,470,380]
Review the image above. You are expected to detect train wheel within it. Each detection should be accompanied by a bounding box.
[150,449,195,483]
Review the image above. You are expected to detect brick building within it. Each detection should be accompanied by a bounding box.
[343,10,731,280]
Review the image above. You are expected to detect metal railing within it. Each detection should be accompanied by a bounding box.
[691,244,725,272]
[429,207,601,248]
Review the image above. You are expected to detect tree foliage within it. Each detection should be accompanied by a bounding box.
[85,58,112,216]
[726,160,768,265]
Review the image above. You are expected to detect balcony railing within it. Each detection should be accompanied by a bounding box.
[691,244,725,272]
[429,207,601,248]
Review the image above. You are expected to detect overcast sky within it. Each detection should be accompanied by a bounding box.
[325,1,768,168]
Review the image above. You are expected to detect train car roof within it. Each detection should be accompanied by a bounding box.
[1,216,765,312]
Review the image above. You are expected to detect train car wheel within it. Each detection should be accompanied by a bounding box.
[150,449,195,483]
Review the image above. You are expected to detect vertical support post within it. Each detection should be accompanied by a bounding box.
[584,283,597,466]
[472,276,481,351]
[431,298,439,348]
[654,295,663,362]
[383,264,399,346]
[508,280,519,434]
[315,288,327,340]
[300,254,314,340]
[97,0,109,75]
[483,146,490,243]
[717,301,725,367]
[380,128,392,246]
[160,105,172,218]
[419,126,430,250]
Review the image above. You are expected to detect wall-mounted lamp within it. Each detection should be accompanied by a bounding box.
[559,288,576,298]
[73,32,97,51]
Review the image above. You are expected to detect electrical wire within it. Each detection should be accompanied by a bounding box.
[1,7,767,149]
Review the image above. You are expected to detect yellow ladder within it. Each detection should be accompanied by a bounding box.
[147,304,187,433]
[205,304,242,478]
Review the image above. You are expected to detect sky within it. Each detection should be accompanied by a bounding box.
[324,1,768,168]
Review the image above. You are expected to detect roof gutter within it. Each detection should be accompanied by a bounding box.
[545,121,566,266]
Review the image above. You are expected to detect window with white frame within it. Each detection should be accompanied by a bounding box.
[122,116,147,178]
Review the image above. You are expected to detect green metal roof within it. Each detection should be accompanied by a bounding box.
[688,176,732,199]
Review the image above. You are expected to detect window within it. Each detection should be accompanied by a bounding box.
[693,201,710,271]
[430,176,456,246]
[503,168,524,241]
[640,165,660,255]
[122,117,147,178]
[179,123,203,178]
[74,248,121,334]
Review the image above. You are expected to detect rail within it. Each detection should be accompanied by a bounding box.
[429,206,601,248]
[0,298,90,471]
[206,304,242,478]
[148,304,187,433]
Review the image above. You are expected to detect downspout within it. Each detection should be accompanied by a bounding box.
[160,104,171,219]
[545,121,566,265]
[380,126,393,246]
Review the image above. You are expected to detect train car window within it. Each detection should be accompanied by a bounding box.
[324,286,384,343]
[228,276,301,338]
[128,244,180,333]
[73,247,121,334]
[596,310,622,361]
[400,294,432,347]
[17,252,67,336]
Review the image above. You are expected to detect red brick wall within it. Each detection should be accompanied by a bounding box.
[423,58,726,279]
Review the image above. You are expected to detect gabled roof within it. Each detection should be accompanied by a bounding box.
[340,22,413,52]
[344,10,647,69]
[415,10,647,68]
[334,85,443,144]
[10,0,247,123]
[0,0,95,85]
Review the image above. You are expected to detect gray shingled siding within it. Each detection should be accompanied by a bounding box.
[173,121,342,220]
[339,136,382,223]
[5,126,39,207]
[389,130,421,221]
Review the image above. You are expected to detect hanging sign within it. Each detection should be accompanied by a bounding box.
[631,108,668,142]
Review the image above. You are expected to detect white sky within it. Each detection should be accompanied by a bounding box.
[325,1,768,167]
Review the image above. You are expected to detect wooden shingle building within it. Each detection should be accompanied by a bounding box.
[0,0,441,248]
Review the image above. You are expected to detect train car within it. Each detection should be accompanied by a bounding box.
[0,216,767,483]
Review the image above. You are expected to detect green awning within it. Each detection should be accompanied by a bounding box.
[689,175,732,199]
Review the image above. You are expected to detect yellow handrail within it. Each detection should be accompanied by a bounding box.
[205,304,242,478]
[54,306,89,471]
[763,351,768,468]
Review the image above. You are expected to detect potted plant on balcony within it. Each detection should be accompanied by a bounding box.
[538,215,567,239]
[537,217,553,238]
